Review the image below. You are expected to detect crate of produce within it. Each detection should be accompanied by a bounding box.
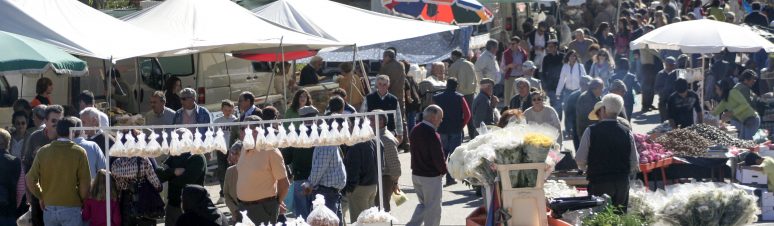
[737,168,768,185]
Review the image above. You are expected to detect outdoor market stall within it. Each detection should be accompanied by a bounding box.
[71,111,398,226]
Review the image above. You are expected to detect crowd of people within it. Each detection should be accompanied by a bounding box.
[2,0,774,225]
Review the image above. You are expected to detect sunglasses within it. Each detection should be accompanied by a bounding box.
[532,98,544,102]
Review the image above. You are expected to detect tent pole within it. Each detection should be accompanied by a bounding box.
[266,37,283,107]
[375,114,384,212]
[106,57,112,226]
[350,44,357,104]
[281,38,287,112]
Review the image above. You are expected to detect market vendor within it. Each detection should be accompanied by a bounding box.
[744,152,774,191]
[666,78,703,129]
[576,94,639,210]
[712,74,760,140]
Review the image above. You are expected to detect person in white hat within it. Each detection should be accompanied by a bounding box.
[522,61,542,91]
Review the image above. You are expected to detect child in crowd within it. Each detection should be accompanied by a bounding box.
[745,153,774,191]
[82,169,121,226]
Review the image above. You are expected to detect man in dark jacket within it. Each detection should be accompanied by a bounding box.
[564,75,593,149]
[163,88,209,225]
[541,39,565,119]
[363,75,404,141]
[407,105,446,226]
[610,58,641,120]
[655,56,677,122]
[576,94,639,210]
[576,79,605,138]
[342,139,379,222]
[432,78,471,185]
[744,2,770,27]
[470,79,498,139]
[0,129,24,224]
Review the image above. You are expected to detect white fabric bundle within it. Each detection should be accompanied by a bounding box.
[277,125,288,148]
[265,127,277,150]
[135,131,147,157]
[309,123,319,146]
[123,132,137,156]
[179,129,194,153]
[298,123,311,148]
[319,121,330,145]
[254,127,266,149]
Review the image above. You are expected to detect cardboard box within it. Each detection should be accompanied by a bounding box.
[737,168,768,185]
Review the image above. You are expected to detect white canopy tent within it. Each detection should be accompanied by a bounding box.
[0,0,190,61]
[252,0,462,63]
[630,19,774,54]
[121,0,346,55]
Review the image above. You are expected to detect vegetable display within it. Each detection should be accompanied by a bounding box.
[634,133,673,163]
[684,124,756,148]
[582,204,644,226]
[653,129,713,157]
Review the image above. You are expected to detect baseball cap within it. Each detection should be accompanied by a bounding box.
[522,61,537,71]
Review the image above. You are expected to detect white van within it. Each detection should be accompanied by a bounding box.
[79,53,338,114]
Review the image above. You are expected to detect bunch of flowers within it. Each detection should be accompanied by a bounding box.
[447,123,560,185]
[544,180,578,199]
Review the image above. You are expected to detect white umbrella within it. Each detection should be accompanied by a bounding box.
[630,19,774,54]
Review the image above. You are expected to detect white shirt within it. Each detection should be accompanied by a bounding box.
[555,63,587,96]
[474,50,501,84]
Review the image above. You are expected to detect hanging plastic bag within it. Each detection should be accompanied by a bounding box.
[169,130,181,156]
[160,131,170,155]
[309,122,320,146]
[391,189,408,206]
[355,207,397,225]
[361,117,374,142]
[277,125,288,148]
[298,123,310,148]
[136,130,148,157]
[351,117,362,144]
[192,129,205,154]
[254,127,266,150]
[215,128,227,154]
[265,127,277,150]
[179,129,194,153]
[109,131,126,157]
[319,121,330,146]
[146,131,162,157]
[203,128,215,153]
[329,120,341,145]
[242,127,255,152]
[287,123,299,147]
[306,194,339,226]
[123,132,137,156]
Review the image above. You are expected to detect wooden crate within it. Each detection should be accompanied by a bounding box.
[497,163,549,226]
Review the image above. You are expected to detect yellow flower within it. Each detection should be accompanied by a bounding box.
[523,133,554,148]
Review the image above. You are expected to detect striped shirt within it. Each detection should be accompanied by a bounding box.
[379,129,402,177]
[308,146,347,190]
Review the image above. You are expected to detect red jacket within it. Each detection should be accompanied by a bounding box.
[502,47,529,79]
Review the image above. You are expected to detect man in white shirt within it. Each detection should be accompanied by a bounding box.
[77,90,109,129]
[474,40,502,85]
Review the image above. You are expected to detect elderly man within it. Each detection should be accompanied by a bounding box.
[475,39,502,84]
[77,90,109,128]
[362,75,404,140]
[144,91,175,126]
[27,117,91,226]
[470,78,498,138]
[71,118,106,180]
[300,56,325,86]
[565,75,593,148]
[655,56,678,122]
[567,29,595,64]
[432,78,471,186]
[162,88,210,225]
[380,49,408,144]
[30,104,47,132]
[0,128,24,225]
[447,50,478,138]
[576,94,639,210]
[576,79,605,139]
[522,61,542,90]
[223,141,243,224]
[80,107,114,157]
[237,115,290,224]
[610,58,641,120]
[371,110,402,212]
[509,78,533,111]
[407,105,446,226]
[501,36,528,102]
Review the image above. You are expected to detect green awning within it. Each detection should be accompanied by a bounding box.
[0,30,88,76]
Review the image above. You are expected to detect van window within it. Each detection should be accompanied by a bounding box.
[251,62,272,73]
[139,58,164,90]
[159,55,195,76]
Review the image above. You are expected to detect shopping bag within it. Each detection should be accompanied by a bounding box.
[391,189,408,206]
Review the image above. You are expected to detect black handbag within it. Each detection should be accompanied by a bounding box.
[129,158,165,220]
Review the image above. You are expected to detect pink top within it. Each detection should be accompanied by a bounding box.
[81,198,121,226]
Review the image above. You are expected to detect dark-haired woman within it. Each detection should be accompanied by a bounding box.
[284,89,313,127]
[555,50,587,115]
[30,77,52,108]
[713,78,760,140]
[165,76,183,111]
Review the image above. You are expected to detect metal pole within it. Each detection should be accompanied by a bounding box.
[375,113,384,211]
[104,128,111,226]
[266,37,283,106]
[281,37,288,112]
[349,44,357,104]
[106,57,113,226]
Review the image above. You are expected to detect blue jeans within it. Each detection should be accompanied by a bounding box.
[43,206,83,226]
[732,114,761,140]
[292,180,312,218]
[407,111,418,133]
[440,132,463,182]
[548,91,562,120]
[313,186,343,226]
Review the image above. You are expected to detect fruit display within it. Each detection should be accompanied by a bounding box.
[634,133,673,163]
[685,124,756,148]
[653,129,713,157]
